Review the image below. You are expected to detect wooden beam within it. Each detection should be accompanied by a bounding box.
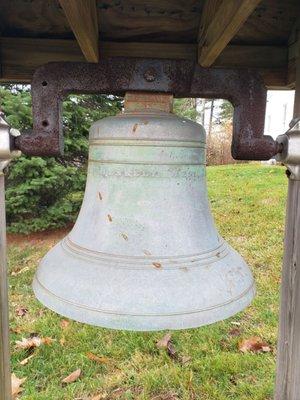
[287,17,300,88]
[198,0,222,43]
[0,37,288,88]
[59,0,99,63]
[198,0,262,67]
[216,45,287,69]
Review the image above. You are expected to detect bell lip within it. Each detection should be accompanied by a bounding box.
[32,276,256,331]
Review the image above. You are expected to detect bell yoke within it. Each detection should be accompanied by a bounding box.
[33,93,255,331]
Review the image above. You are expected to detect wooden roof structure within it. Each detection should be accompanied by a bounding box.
[0,0,299,89]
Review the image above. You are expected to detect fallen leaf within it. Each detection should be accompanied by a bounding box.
[156,333,181,361]
[109,388,126,398]
[90,395,105,400]
[60,319,70,330]
[62,368,81,384]
[151,392,179,400]
[37,309,45,317]
[10,327,23,334]
[180,355,191,364]
[156,333,172,349]
[231,321,241,326]
[16,307,28,317]
[229,327,242,337]
[16,335,54,350]
[87,352,110,364]
[11,266,30,276]
[11,373,26,398]
[60,337,66,346]
[166,341,177,359]
[20,354,35,366]
[238,336,272,353]
[43,337,54,345]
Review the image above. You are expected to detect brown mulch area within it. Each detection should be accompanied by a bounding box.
[7,226,72,248]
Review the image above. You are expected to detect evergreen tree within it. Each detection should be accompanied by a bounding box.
[173,98,199,121]
[219,100,234,123]
[0,85,122,233]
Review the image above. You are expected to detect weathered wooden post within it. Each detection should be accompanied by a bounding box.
[0,115,12,400]
[274,54,300,399]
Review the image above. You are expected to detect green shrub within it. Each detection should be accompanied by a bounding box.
[0,85,122,233]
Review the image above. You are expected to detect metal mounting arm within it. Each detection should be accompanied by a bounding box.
[13,58,280,160]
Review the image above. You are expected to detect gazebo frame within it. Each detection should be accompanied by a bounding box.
[1,1,300,399]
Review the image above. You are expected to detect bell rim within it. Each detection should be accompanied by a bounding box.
[33,276,255,331]
[33,273,255,317]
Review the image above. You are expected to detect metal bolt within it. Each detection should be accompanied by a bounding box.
[143,68,157,82]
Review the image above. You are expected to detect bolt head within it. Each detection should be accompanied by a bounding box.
[143,68,157,82]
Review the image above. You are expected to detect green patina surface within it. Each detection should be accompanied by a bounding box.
[8,163,287,400]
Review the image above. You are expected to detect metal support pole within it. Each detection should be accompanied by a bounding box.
[274,55,300,400]
[0,114,20,400]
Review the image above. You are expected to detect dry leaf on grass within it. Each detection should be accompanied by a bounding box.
[229,327,242,337]
[62,368,81,384]
[20,354,35,366]
[10,327,23,335]
[11,266,30,276]
[151,392,179,400]
[108,388,127,398]
[239,336,272,353]
[86,352,110,364]
[180,355,191,365]
[60,319,70,330]
[90,395,106,400]
[166,341,177,359]
[11,373,26,398]
[156,333,177,359]
[15,307,28,317]
[16,335,54,350]
[156,333,172,349]
[156,333,191,364]
[231,321,241,326]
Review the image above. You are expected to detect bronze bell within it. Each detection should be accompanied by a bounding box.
[33,93,255,331]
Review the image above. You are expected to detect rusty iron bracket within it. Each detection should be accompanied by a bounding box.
[14,58,280,160]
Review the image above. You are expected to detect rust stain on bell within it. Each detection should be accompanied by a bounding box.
[121,233,128,241]
[132,123,138,133]
[107,214,112,222]
[98,192,103,200]
[153,262,162,269]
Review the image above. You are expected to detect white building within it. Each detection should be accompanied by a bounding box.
[264,90,294,138]
[196,91,295,138]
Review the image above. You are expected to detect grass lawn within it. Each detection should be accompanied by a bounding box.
[8,163,288,400]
